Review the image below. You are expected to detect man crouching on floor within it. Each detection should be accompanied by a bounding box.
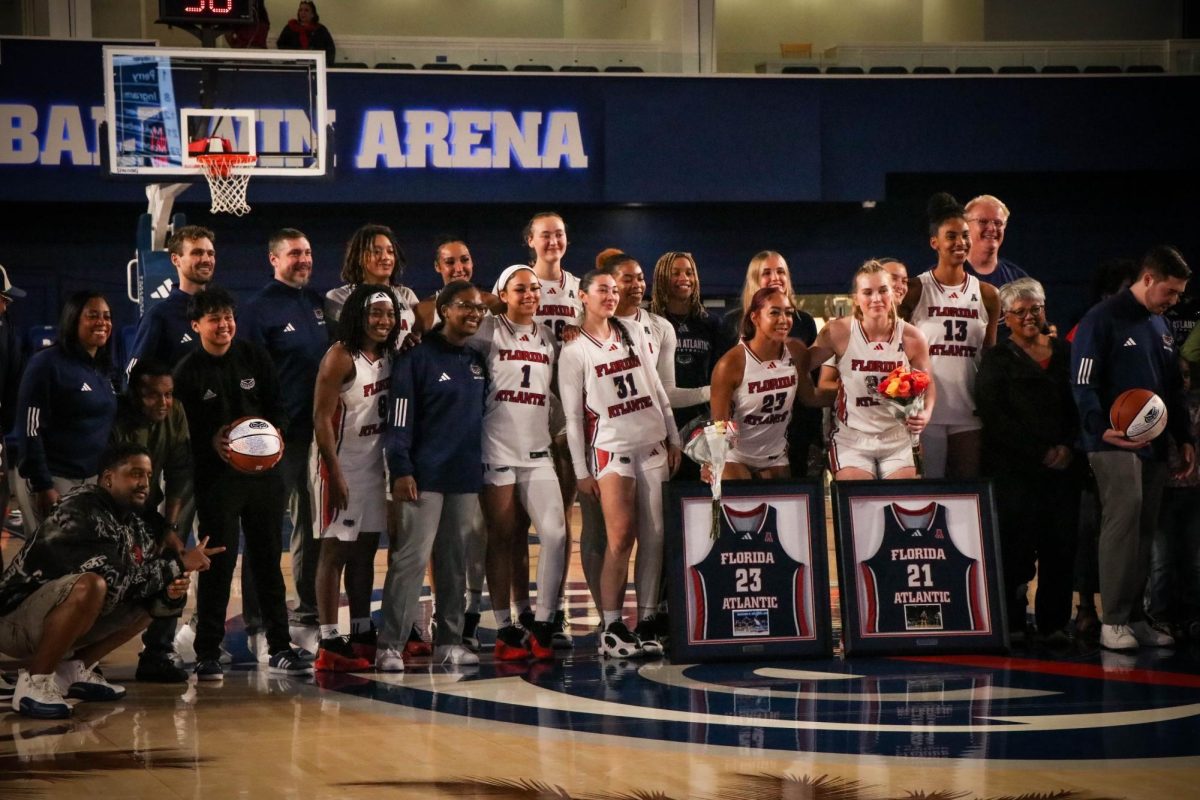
[0,443,222,718]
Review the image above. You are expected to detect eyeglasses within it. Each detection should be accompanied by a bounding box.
[968,217,1006,229]
[449,301,488,314]
[1006,305,1044,319]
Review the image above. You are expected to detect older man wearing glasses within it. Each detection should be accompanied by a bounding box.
[965,194,1029,288]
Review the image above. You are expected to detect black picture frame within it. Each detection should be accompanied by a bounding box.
[665,479,833,662]
[832,479,1009,656]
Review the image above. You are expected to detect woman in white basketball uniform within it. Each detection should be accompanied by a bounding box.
[815,260,936,479]
[325,224,419,349]
[899,193,999,478]
[709,287,824,480]
[491,212,583,647]
[310,285,400,671]
[471,265,566,661]
[558,270,681,658]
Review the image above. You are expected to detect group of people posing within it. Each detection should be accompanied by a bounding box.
[0,193,1194,720]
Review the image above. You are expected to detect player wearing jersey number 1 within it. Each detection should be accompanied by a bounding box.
[472,265,567,660]
[814,260,935,480]
[558,271,682,658]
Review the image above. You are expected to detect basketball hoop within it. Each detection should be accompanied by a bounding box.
[196,153,257,216]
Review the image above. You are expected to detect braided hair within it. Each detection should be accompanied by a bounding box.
[650,251,704,317]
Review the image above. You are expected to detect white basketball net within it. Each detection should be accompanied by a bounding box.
[197,154,257,216]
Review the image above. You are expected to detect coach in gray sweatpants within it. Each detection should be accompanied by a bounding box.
[377,283,487,669]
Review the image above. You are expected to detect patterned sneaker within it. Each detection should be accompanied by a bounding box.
[404,624,432,658]
[634,618,664,658]
[494,625,532,661]
[551,609,573,650]
[54,659,126,701]
[13,671,70,719]
[375,646,406,672]
[315,636,373,672]
[527,620,556,661]
[349,628,378,661]
[268,648,314,676]
[462,612,482,653]
[598,620,645,659]
[194,658,224,682]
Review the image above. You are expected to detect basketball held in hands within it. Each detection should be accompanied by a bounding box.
[1110,388,1168,444]
[226,416,284,473]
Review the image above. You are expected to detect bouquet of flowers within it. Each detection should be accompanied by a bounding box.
[683,420,738,539]
[876,367,931,473]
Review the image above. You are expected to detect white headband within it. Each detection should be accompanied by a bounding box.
[365,291,392,308]
[496,264,536,291]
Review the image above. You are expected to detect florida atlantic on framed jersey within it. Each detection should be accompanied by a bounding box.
[833,479,1008,656]
[665,480,833,662]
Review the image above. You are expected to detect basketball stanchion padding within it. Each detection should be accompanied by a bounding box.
[1109,388,1168,443]
[196,153,257,216]
[227,416,284,472]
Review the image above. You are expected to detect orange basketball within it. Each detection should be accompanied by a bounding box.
[1109,388,1168,443]
[226,416,284,473]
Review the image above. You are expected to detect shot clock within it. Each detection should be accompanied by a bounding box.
[158,0,255,25]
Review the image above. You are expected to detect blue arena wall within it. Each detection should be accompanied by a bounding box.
[1,37,1198,336]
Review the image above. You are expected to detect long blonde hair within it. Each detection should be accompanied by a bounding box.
[851,259,898,326]
[740,250,797,313]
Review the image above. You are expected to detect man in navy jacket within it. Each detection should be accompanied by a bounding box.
[240,229,329,650]
[1071,245,1195,651]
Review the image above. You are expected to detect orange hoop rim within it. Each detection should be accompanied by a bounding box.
[195,153,257,166]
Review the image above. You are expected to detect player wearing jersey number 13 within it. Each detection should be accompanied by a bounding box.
[558,271,682,658]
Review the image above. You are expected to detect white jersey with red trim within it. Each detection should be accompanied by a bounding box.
[833,318,910,437]
[558,320,679,480]
[494,269,581,344]
[326,283,419,349]
[311,348,390,537]
[469,314,557,467]
[730,342,797,462]
[909,272,986,425]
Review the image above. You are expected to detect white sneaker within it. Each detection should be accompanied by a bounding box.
[174,621,197,662]
[434,644,480,666]
[13,671,71,719]
[247,632,271,664]
[376,647,406,672]
[218,646,234,666]
[1100,623,1138,651]
[1130,619,1175,648]
[289,624,320,655]
[53,660,125,701]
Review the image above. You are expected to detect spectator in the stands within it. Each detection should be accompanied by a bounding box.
[277,2,336,65]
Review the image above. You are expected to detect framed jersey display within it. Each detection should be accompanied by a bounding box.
[665,480,833,662]
[833,479,1008,656]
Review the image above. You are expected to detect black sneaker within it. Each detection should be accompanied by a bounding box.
[634,618,664,657]
[598,620,645,659]
[494,625,531,661]
[462,611,482,652]
[268,648,315,676]
[527,620,555,660]
[314,636,372,672]
[349,627,378,661]
[551,609,573,650]
[136,655,188,683]
[194,658,224,682]
[517,609,536,631]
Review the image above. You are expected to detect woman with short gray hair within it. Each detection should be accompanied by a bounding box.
[976,278,1082,644]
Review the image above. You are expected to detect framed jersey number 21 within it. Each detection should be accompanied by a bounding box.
[664,479,833,662]
[832,479,1009,656]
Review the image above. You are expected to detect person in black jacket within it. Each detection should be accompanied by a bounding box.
[0,444,217,718]
[977,278,1082,643]
[0,264,25,567]
[172,287,310,681]
[277,1,335,64]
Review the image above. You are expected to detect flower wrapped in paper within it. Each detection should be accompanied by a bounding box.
[875,367,931,474]
[683,420,738,539]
